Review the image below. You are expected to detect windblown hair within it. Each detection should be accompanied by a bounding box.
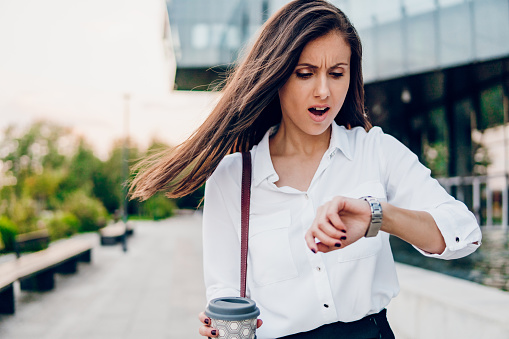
[130,0,370,200]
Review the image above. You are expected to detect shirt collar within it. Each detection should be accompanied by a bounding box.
[252,126,279,187]
[252,121,352,187]
[329,121,353,161]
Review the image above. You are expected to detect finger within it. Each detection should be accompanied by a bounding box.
[198,325,218,337]
[257,319,263,328]
[316,241,339,253]
[319,214,347,238]
[198,312,211,325]
[325,209,347,233]
[304,229,318,253]
[312,226,343,248]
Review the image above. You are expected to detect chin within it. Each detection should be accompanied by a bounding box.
[305,123,332,136]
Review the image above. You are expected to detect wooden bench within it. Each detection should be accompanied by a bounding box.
[99,221,134,245]
[14,229,50,258]
[0,237,93,314]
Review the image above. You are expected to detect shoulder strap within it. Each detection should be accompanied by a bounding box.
[240,152,252,298]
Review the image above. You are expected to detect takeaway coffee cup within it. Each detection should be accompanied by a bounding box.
[205,297,260,339]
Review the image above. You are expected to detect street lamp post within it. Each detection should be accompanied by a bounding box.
[121,93,130,252]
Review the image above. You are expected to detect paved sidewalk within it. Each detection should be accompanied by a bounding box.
[0,213,207,339]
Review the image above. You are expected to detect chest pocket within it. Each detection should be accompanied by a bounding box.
[248,210,298,286]
[336,180,385,262]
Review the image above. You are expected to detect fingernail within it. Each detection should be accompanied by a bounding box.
[211,330,217,336]
[340,236,347,240]
[311,248,316,253]
[205,318,209,324]
[335,243,341,247]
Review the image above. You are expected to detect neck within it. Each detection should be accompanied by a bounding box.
[269,123,331,157]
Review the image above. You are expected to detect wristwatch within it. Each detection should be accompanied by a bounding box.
[360,196,383,237]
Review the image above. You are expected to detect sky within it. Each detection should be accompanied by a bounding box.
[0,0,218,159]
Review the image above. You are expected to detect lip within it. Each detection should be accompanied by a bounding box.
[308,110,328,122]
[308,105,330,122]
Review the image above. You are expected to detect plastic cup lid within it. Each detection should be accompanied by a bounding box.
[205,297,260,321]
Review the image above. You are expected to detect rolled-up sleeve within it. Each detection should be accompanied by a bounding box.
[378,129,482,260]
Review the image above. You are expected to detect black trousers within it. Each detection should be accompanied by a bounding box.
[279,309,395,339]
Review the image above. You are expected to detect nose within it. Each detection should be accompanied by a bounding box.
[313,74,330,99]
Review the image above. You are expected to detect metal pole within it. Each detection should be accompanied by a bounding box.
[486,180,493,227]
[503,86,509,229]
[472,176,481,225]
[121,93,130,252]
[502,90,509,230]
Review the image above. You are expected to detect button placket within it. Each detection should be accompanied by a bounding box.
[300,190,337,323]
[309,254,336,321]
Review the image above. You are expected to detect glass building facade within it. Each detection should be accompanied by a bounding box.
[167,0,509,83]
[167,0,269,68]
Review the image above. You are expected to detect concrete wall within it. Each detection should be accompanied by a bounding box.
[387,263,509,339]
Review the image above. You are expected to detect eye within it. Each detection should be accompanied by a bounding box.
[330,72,344,78]
[296,72,313,79]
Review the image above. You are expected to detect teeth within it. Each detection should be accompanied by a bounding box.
[314,107,327,111]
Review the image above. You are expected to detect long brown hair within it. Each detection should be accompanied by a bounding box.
[130,0,370,200]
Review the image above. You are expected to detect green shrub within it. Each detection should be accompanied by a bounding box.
[0,216,18,252]
[45,211,80,241]
[141,193,175,220]
[8,198,38,234]
[62,191,108,232]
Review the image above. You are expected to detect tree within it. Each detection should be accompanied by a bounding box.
[0,121,76,231]
[93,138,140,214]
[59,138,100,198]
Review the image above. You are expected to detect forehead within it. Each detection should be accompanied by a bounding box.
[298,31,351,64]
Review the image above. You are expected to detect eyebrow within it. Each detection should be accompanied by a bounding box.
[296,62,349,69]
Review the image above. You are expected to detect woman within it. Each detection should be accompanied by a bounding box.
[130,1,482,338]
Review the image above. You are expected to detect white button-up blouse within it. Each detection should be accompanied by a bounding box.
[202,122,482,339]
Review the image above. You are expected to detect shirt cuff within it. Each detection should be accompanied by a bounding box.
[413,206,482,260]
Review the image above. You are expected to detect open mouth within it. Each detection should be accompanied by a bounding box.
[308,107,330,116]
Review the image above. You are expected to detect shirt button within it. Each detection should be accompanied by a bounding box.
[455,237,460,242]
[316,266,321,272]
[323,304,329,308]
[304,194,309,200]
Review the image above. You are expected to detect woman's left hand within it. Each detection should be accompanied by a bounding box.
[305,196,372,253]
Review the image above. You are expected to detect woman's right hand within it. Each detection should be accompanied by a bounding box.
[198,311,263,337]
[198,311,218,338]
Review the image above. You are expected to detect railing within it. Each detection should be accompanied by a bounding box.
[438,173,508,228]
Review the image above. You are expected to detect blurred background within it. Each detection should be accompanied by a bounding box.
[0,0,508,337]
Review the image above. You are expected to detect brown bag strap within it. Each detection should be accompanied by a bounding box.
[240,152,252,298]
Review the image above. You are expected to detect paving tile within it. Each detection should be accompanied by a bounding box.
[0,214,207,339]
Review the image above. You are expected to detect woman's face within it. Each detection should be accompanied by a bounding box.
[278,31,351,137]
